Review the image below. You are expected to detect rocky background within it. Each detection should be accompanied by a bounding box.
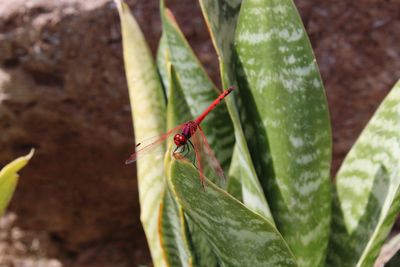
[0,0,399,266]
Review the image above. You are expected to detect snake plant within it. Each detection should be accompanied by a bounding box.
[116,0,400,266]
[0,150,34,216]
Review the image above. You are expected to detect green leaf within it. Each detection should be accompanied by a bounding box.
[226,145,243,201]
[198,0,242,85]
[168,159,297,267]
[199,0,273,221]
[166,65,193,128]
[159,189,192,267]
[157,33,170,96]
[0,150,34,215]
[328,80,400,267]
[234,1,332,266]
[166,64,219,267]
[160,0,235,173]
[115,1,167,266]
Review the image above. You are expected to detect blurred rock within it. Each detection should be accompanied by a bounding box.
[0,0,149,265]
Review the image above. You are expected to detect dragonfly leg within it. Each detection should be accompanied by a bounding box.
[183,143,193,159]
[173,144,190,160]
[172,145,181,159]
[188,140,198,169]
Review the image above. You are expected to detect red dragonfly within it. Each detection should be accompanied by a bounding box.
[126,86,235,187]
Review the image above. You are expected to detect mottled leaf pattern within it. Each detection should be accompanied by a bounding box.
[0,150,34,215]
[328,80,400,267]
[199,0,241,85]
[226,145,244,201]
[160,0,235,172]
[115,1,167,266]
[166,65,192,128]
[199,0,273,221]
[160,189,192,267]
[167,64,219,267]
[235,0,332,266]
[169,160,297,267]
[157,33,170,96]
[159,65,194,267]
[118,0,400,266]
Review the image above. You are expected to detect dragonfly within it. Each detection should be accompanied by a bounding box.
[126,86,235,187]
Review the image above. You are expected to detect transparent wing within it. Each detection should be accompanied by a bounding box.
[196,126,225,182]
[190,126,225,188]
[126,123,185,164]
[190,125,206,188]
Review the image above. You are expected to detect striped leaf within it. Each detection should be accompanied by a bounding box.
[157,33,170,96]
[160,189,192,267]
[234,1,332,266]
[198,0,241,85]
[168,159,297,267]
[115,1,167,266]
[199,0,273,221]
[160,0,235,173]
[159,65,194,267]
[166,65,193,128]
[328,80,400,267]
[226,145,244,201]
[166,64,219,267]
[0,150,34,216]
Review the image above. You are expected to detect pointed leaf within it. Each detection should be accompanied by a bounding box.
[160,0,235,172]
[166,64,218,267]
[0,150,34,215]
[328,80,400,267]
[115,1,167,266]
[159,189,193,267]
[198,0,241,85]
[167,65,193,128]
[168,160,297,267]
[234,1,332,266]
[199,0,273,221]
[157,33,170,95]
[226,145,243,201]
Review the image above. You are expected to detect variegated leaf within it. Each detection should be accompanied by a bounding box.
[115,1,167,266]
[226,145,243,201]
[199,0,273,221]
[328,80,400,267]
[157,33,170,96]
[166,64,218,267]
[159,65,194,267]
[235,0,332,266]
[160,189,193,267]
[0,150,34,215]
[168,159,297,267]
[160,0,235,173]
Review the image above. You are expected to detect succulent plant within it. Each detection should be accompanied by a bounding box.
[0,150,34,216]
[116,0,400,266]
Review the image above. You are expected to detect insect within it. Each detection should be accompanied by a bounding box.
[126,86,235,187]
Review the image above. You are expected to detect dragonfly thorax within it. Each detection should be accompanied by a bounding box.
[174,121,198,147]
[174,134,187,147]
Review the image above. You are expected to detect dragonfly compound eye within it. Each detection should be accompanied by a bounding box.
[174,134,186,146]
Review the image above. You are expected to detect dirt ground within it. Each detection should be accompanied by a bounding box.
[0,0,399,266]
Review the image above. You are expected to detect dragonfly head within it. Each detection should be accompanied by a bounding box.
[174,133,187,147]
